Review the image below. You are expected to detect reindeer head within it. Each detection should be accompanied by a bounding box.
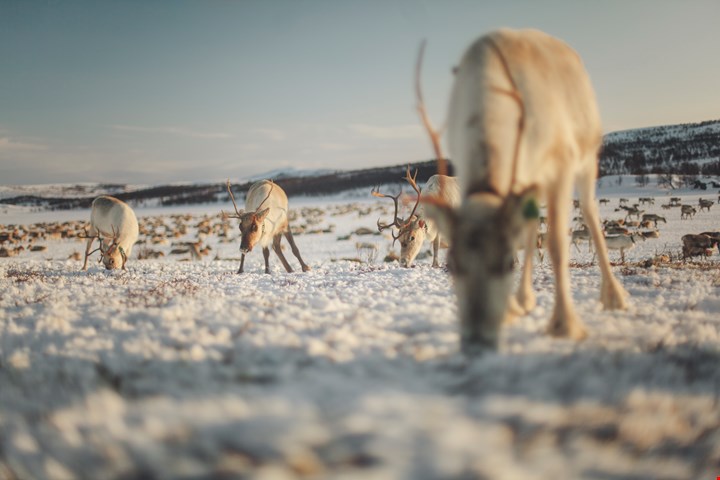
[100,239,125,270]
[225,180,273,254]
[237,208,270,253]
[397,216,427,267]
[82,225,127,270]
[373,166,424,268]
[427,188,538,350]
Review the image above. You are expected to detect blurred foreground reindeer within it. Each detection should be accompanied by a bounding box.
[420,30,628,351]
[373,166,460,267]
[225,180,310,274]
[82,196,139,270]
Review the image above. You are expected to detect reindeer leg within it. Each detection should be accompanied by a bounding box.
[237,253,245,274]
[546,177,587,340]
[263,246,273,274]
[283,230,310,272]
[432,236,440,268]
[272,234,293,273]
[515,223,538,314]
[82,236,94,271]
[578,167,627,311]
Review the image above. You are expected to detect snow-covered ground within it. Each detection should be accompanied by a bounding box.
[1,179,720,479]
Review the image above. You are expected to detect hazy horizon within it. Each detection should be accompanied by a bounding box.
[2,1,719,185]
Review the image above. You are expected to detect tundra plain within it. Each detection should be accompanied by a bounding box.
[1,179,719,479]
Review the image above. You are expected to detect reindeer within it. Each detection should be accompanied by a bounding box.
[603,233,644,264]
[570,227,593,253]
[638,197,654,206]
[680,204,697,219]
[640,229,659,239]
[422,29,627,351]
[81,196,139,270]
[698,198,714,212]
[373,167,460,268]
[618,205,644,221]
[224,180,310,274]
[598,198,610,206]
[681,234,716,259]
[640,213,666,227]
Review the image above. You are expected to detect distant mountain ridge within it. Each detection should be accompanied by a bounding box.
[600,119,720,176]
[2,119,718,211]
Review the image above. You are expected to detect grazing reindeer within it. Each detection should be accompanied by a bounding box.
[640,213,666,227]
[640,229,659,239]
[680,204,697,219]
[598,198,610,206]
[82,196,139,270]
[423,29,627,351]
[638,197,654,206]
[681,234,716,259]
[225,180,310,274]
[373,167,460,267]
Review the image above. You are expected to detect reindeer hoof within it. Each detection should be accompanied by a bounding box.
[302,265,311,272]
[515,291,536,314]
[547,313,587,340]
[504,297,524,324]
[601,279,628,310]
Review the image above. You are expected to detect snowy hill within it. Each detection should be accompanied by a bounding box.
[600,119,720,176]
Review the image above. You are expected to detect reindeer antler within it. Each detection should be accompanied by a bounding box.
[79,227,104,257]
[416,40,446,176]
[403,165,422,220]
[255,180,275,212]
[372,186,404,232]
[224,180,243,219]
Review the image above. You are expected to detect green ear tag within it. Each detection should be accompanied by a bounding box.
[522,198,540,220]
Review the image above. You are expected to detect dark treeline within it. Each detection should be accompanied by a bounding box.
[1,160,454,211]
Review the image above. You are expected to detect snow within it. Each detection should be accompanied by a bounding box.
[1,178,720,479]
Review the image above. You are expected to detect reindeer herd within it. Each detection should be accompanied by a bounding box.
[2,29,719,352]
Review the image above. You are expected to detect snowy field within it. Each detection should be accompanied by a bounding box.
[1,179,720,479]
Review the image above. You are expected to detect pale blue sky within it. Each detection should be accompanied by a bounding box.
[1,1,718,185]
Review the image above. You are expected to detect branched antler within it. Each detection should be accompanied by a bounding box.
[403,165,422,220]
[79,227,104,257]
[224,180,243,219]
[416,40,446,176]
[371,187,403,232]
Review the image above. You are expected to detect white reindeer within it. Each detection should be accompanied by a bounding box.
[82,196,139,270]
[423,29,627,351]
[373,167,460,267]
[225,180,310,274]
[603,233,644,264]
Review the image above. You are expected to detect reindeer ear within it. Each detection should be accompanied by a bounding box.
[418,219,426,229]
[255,208,270,222]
